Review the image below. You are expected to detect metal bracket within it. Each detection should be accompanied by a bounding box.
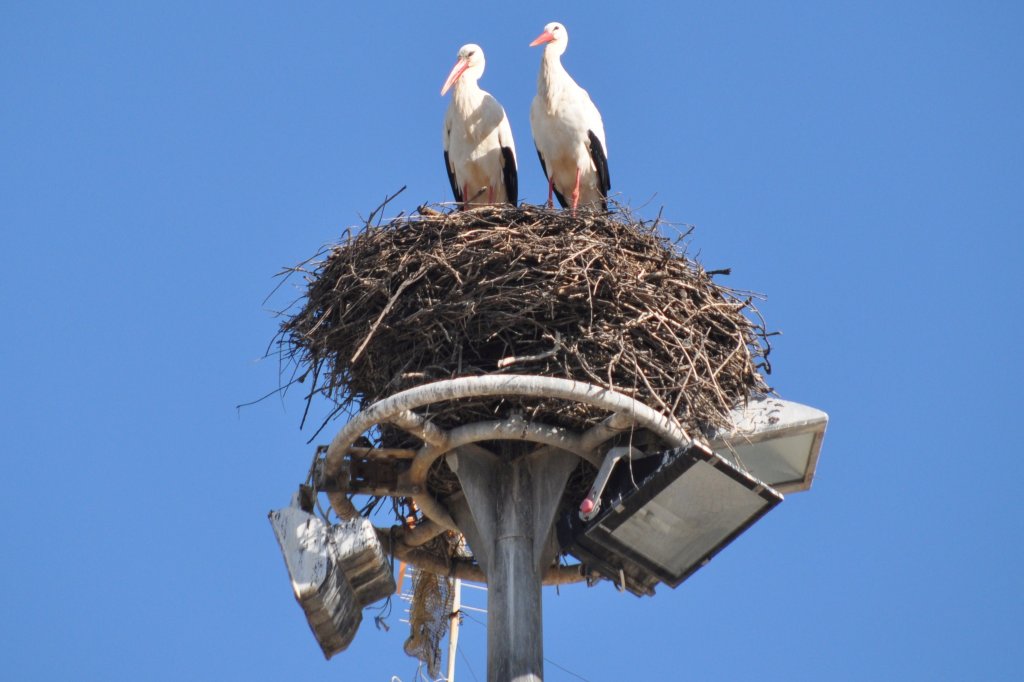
[578,445,647,521]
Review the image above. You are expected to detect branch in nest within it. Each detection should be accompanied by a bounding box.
[497,333,564,368]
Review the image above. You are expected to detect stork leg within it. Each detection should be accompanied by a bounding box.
[488,185,495,204]
[546,178,555,209]
[462,182,469,211]
[571,168,582,216]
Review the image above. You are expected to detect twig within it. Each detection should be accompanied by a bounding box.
[350,265,428,364]
[497,333,564,368]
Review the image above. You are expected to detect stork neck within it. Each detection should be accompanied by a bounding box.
[453,77,484,109]
[537,50,569,99]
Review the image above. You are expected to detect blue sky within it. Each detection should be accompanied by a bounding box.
[2,2,1022,680]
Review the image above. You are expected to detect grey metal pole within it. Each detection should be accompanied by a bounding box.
[489,457,543,681]
[447,444,576,682]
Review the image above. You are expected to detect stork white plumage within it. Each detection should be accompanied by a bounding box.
[529,22,610,213]
[441,44,518,208]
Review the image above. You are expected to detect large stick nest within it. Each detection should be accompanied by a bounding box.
[277,203,772,445]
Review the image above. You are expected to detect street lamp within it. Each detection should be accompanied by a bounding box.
[269,492,395,658]
[562,441,783,596]
[562,398,828,596]
[708,397,828,493]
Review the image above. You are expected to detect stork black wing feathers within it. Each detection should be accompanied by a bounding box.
[443,149,462,204]
[501,146,518,206]
[587,129,610,211]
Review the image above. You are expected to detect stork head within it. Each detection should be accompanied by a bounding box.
[529,21,568,55]
[441,44,486,96]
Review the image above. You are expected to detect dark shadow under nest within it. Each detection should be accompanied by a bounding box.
[275,202,773,455]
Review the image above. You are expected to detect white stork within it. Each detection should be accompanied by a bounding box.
[529,21,610,212]
[441,44,518,208]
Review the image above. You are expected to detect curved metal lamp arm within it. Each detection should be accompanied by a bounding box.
[326,374,688,478]
[322,375,688,581]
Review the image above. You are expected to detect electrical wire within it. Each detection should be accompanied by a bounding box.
[457,645,480,682]
[543,656,592,682]
[459,611,590,681]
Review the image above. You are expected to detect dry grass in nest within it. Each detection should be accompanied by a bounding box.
[274,200,773,451]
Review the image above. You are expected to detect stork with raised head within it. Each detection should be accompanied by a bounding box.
[441,44,518,208]
[529,21,610,213]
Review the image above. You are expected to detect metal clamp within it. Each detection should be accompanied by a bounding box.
[579,445,646,521]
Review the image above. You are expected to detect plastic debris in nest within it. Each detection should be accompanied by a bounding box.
[403,570,454,678]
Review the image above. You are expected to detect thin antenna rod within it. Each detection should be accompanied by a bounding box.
[446,578,462,682]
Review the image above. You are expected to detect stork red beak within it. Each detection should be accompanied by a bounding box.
[529,30,555,47]
[441,58,470,96]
